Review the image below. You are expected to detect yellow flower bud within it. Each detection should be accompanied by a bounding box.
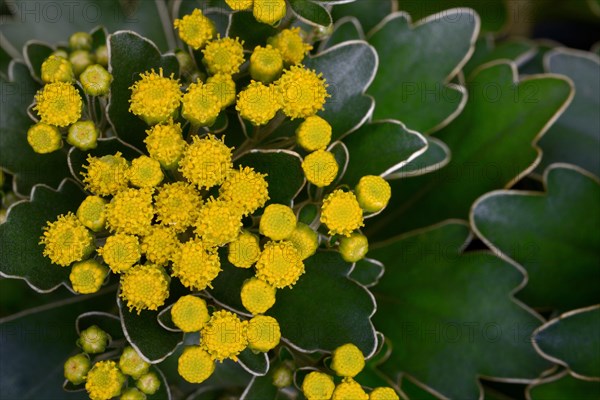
[321,190,364,237]
[277,65,329,120]
[171,240,221,291]
[144,123,187,169]
[69,50,95,76]
[178,346,215,383]
[296,116,332,152]
[174,9,216,50]
[288,222,319,260]
[331,343,365,378]
[195,198,242,247]
[40,213,95,267]
[85,360,125,400]
[69,32,93,51]
[259,204,297,240]
[355,175,391,213]
[140,226,179,266]
[202,36,245,75]
[69,259,108,294]
[236,81,282,126]
[253,0,286,25]
[338,232,368,263]
[250,45,284,84]
[206,73,237,109]
[41,55,74,83]
[247,315,281,352]
[120,388,146,400]
[303,150,338,187]
[128,155,164,188]
[64,353,90,385]
[98,233,141,273]
[268,28,313,66]
[105,188,154,236]
[255,241,304,288]
[302,371,335,400]
[225,0,253,10]
[219,166,269,216]
[154,182,202,232]
[82,152,129,196]
[370,387,400,400]
[119,346,150,379]
[120,264,170,313]
[181,81,221,127]
[27,122,62,154]
[228,230,261,268]
[171,295,210,332]
[179,134,233,189]
[34,82,82,127]
[332,379,369,400]
[68,120,99,151]
[241,277,276,315]
[80,64,112,96]
[129,68,182,125]
[201,310,248,361]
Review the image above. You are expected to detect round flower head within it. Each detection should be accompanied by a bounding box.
[120,388,146,400]
[247,315,281,352]
[370,387,400,400]
[85,360,125,400]
[332,379,368,400]
[34,82,82,126]
[120,264,170,313]
[119,346,150,379]
[95,45,109,67]
[201,310,248,361]
[320,190,364,237]
[171,240,221,291]
[219,166,269,216]
[296,116,332,152]
[141,226,180,266]
[171,295,210,332]
[202,36,245,75]
[105,188,154,236]
[41,55,74,83]
[331,343,365,377]
[69,32,93,51]
[206,73,237,109]
[302,371,335,400]
[174,8,216,50]
[195,198,242,247]
[99,233,141,273]
[303,150,338,187]
[236,81,282,126]
[69,50,94,76]
[339,232,368,263]
[27,123,62,154]
[268,28,313,65]
[250,45,284,84]
[64,353,91,385]
[228,230,261,268]
[69,259,108,294]
[82,152,129,196]
[178,346,215,383]
[67,120,99,151]
[78,325,109,354]
[41,213,95,267]
[179,134,233,189]
[181,81,221,127]
[241,277,276,314]
[355,175,391,213]
[255,241,305,288]
[80,64,112,96]
[259,204,297,241]
[253,0,286,24]
[225,0,253,10]
[129,68,182,125]
[136,371,161,395]
[128,155,164,188]
[288,222,319,260]
[154,182,202,232]
[144,123,187,169]
[277,65,329,120]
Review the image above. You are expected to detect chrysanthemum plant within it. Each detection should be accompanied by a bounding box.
[1,0,599,399]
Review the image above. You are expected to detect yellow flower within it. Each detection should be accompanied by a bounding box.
[26,122,62,154]
[34,82,82,127]
[82,152,129,197]
[120,264,170,313]
[41,213,95,267]
[241,277,276,314]
[206,73,237,109]
[268,28,313,66]
[331,343,365,378]
[253,0,286,25]
[255,241,304,288]
[179,134,233,189]
[67,120,99,151]
[195,198,242,246]
[259,204,297,241]
[141,226,180,266]
[41,55,74,83]
[339,232,368,263]
[144,122,187,169]
[250,45,284,84]
[105,188,154,236]
[171,239,221,291]
[119,346,150,379]
[181,81,221,127]
[302,371,335,400]
[332,379,369,400]
[174,9,216,50]
[225,0,253,10]
[288,222,319,260]
[277,65,329,119]
[128,155,164,188]
[69,259,108,294]
[228,230,261,268]
[98,233,140,273]
[201,310,248,361]
[370,387,400,400]
[154,182,203,232]
[129,68,182,125]
[302,150,338,187]
[171,295,210,332]
[320,190,364,237]
[355,175,391,213]
[202,36,245,75]
[296,116,332,151]
[247,315,280,352]
[178,346,215,383]
[85,360,125,400]
[219,166,269,216]
[236,81,282,126]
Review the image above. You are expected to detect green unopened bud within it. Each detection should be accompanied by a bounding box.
[121,387,147,400]
[78,325,109,354]
[69,50,95,76]
[68,120,99,150]
[69,32,93,51]
[176,50,195,76]
[41,55,74,83]
[52,49,69,59]
[272,365,293,388]
[27,123,62,154]
[80,64,112,96]
[119,346,150,379]
[136,371,161,395]
[64,353,91,385]
[95,45,109,67]
[339,232,369,263]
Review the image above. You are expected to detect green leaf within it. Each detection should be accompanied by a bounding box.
[386,136,450,179]
[370,221,552,399]
[367,10,478,133]
[241,375,279,400]
[349,258,384,288]
[519,41,557,76]
[463,37,538,79]
[472,165,600,311]
[0,62,71,196]
[366,62,573,238]
[320,17,364,50]
[24,41,54,83]
[331,0,395,33]
[107,31,178,150]
[0,45,11,79]
[533,305,600,379]
[289,0,332,27]
[536,49,600,177]
[0,179,87,292]
[527,371,600,400]
[227,11,277,50]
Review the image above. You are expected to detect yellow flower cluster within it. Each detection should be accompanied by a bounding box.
[225,0,287,24]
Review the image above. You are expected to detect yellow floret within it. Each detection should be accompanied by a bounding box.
[179,134,233,189]
[195,198,242,246]
[228,230,261,268]
[144,123,187,169]
[268,28,313,66]
[339,232,368,263]
[296,116,332,151]
[141,226,180,266]
[40,213,95,267]
[250,45,284,83]
[255,241,305,288]
[241,277,276,314]
[174,8,216,50]
[178,346,215,383]
[27,122,62,154]
[331,343,365,378]
[225,0,253,10]
[219,166,269,216]
[69,259,109,294]
[333,379,369,400]
[253,0,286,24]
[201,310,248,361]
[82,152,129,197]
[355,175,391,213]
[34,82,82,126]
[77,195,107,232]
[85,360,125,400]
[302,150,338,187]
[129,68,182,125]
[288,222,319,260]
[277,65,329,120]
[154,182,203,232]
[105,188,154,236]
[171,295,210,332]
[128,155,164,188]
[171,240,221,291]
[98,233,140,273]
[302,371,335,400]
[247,315,280,352]
[202,36,245,75]
[236,81,282,126]
[120,264,170,313]
[181,81,221,127]
[320,190,364,237]
[370,387,400,400]
[206,73,237,109]
[259,204,297,240]
[41,55,74,83]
